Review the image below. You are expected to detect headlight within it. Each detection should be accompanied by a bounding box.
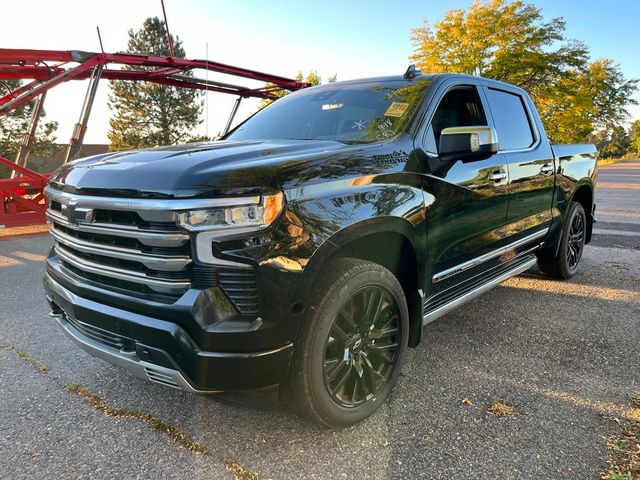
[177,192,284,233]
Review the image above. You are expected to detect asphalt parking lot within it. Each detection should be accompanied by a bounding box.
[1,162,639,479]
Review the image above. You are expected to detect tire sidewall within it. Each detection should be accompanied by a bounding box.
[559,202,586,278]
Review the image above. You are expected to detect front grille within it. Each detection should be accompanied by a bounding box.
[47,202,192,299]
[46,189,260,317]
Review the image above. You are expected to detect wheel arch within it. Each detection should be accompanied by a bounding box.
[304,218,426,347]
[570,183,594,244]
[541,181,594,259]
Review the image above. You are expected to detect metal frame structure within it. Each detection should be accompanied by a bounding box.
[0,48,308,228]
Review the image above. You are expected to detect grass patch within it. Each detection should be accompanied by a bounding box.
[607,473,632,480]
[0,344,48,374]
[602,397,640,480]
[225,459,260,480]
[66,384,208,455]
[487,401,516,417]
[598,157,639,167]
[603,427,639,480]
[1,343,208,455]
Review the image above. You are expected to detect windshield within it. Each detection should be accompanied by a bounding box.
[227,79,433,144]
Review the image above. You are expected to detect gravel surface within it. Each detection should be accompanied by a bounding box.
[1,162,638,479]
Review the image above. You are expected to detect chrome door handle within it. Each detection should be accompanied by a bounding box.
[488,171,507,182]
[541,164,554,175]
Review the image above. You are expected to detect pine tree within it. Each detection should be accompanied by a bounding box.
[108,17,203,151]
[0,79,58,165]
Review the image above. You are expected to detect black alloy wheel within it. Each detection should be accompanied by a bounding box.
[322,285,401,408]
[283,258,409,427]
[537,201,587,279]
[566,209,585,271]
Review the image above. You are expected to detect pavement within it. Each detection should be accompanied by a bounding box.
[0,162,639,479]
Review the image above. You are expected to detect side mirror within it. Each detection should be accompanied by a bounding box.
[438,126,499,159]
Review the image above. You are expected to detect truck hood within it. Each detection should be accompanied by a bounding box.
[49,140,364,197]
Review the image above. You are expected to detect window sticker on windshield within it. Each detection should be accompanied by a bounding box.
[384,102,410,117]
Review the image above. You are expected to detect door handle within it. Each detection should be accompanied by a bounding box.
[488,171,507,182]
[541,164,554,175]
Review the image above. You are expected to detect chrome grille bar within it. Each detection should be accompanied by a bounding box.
[50,226,191,271]
[55,245,190,294]
[45,186,259,223]
[46,209,189,248]
[45,186,197,297]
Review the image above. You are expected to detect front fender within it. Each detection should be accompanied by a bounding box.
[283,174,427,282]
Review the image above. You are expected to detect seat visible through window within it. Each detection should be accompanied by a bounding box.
[431,87,486,147]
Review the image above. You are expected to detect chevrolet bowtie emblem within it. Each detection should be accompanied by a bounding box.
[60,202,93,224]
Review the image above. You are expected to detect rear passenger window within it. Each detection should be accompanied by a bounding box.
[486,89,534,150]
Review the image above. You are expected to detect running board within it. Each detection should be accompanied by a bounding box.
[422,257,537,325]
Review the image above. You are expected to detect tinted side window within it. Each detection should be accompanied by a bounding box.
[426,86,487,151]
[486,88,534,150]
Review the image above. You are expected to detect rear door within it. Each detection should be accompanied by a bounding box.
[482,85,555,243]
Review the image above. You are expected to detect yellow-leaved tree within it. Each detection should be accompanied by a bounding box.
[410,0,638,145]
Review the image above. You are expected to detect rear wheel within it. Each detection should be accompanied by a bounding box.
[283,258,409,427]
[537,201,586,279]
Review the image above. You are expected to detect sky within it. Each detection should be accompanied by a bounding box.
[3,0,640,145]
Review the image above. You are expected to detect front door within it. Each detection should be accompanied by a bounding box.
[417,83,510,299]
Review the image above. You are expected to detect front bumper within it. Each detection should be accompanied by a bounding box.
[51,309,209,392]
[44,272,294,393]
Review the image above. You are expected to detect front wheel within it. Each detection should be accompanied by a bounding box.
[283,258,409,427]
[537,201,586,279]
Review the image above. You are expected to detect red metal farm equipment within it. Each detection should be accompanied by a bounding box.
[0,47,308,228]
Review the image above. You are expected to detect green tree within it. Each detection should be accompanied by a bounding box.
[108,17,203,151]
[630,120,640,156]
[589,125,630,158]
[410,0,638,144]
[0,80,58,168]
[587,60,638,132]
[259,70,335,108]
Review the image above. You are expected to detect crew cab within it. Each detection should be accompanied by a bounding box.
[44,67,597,426]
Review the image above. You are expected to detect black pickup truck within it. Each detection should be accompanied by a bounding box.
[43,68,597,426]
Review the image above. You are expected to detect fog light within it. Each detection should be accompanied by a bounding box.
[192,286,239,329]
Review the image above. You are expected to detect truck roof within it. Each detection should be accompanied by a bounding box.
[310,73,524,94]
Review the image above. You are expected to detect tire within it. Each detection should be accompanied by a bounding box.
[537,201,586,279]
[283,257,409,427]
